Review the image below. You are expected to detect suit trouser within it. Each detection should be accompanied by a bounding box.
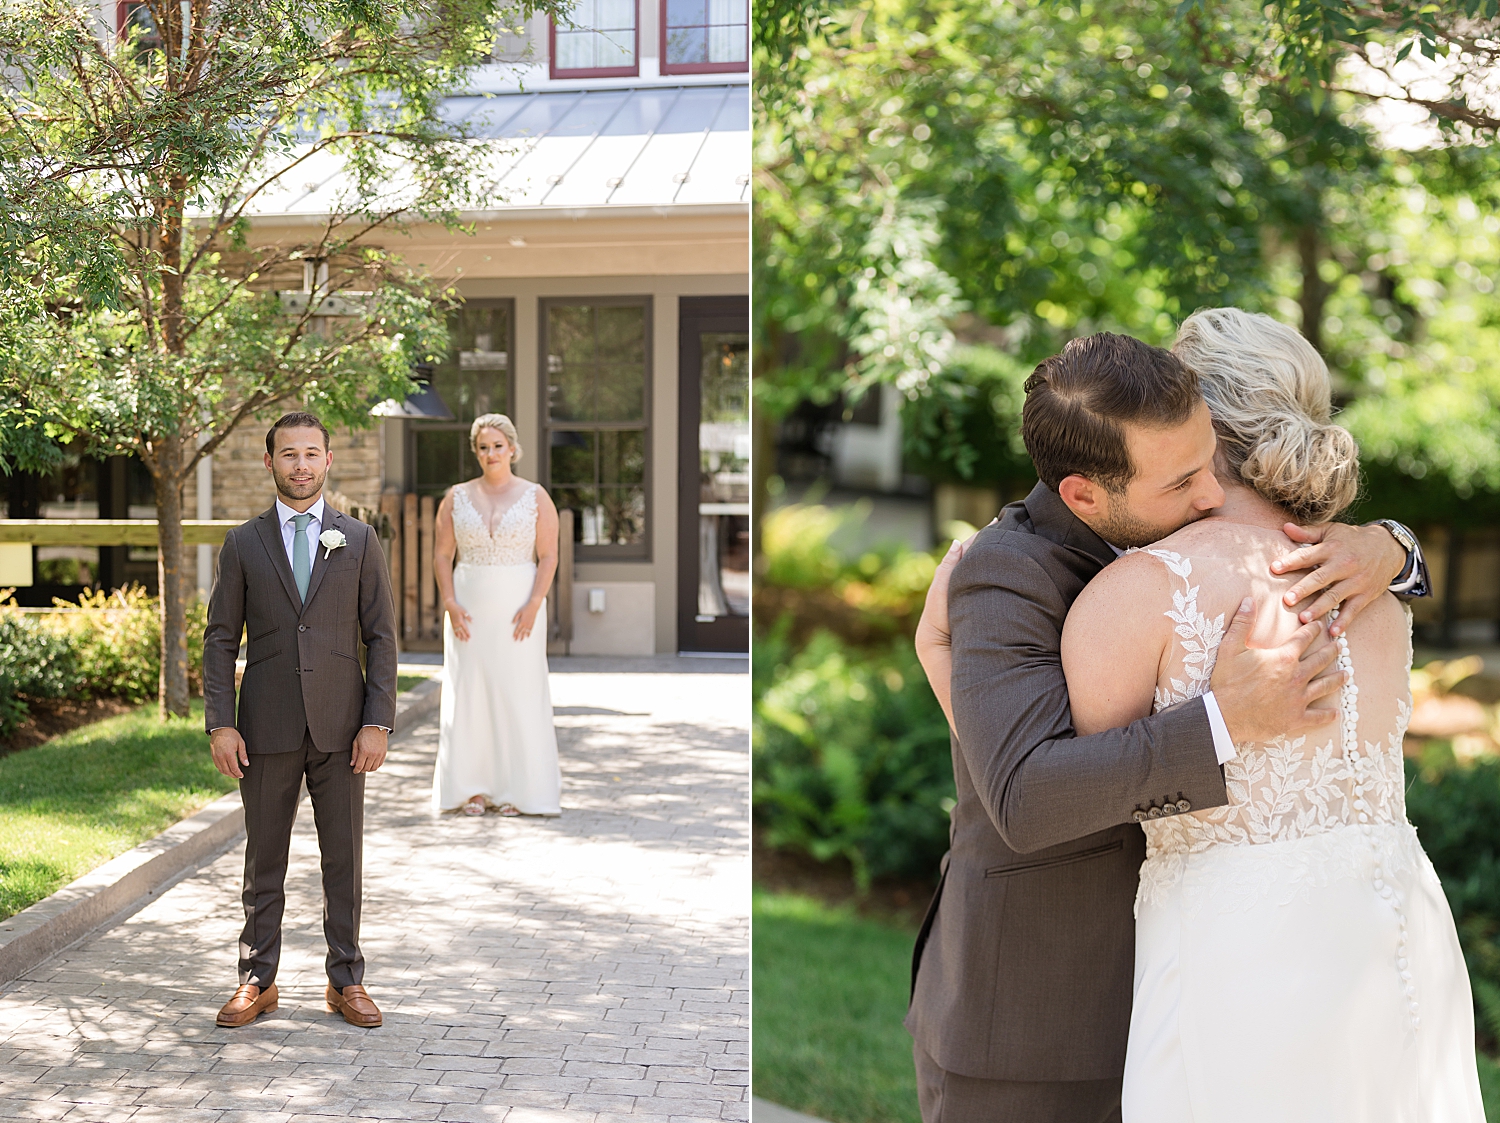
[914,1041,1121,1123]
[238,729,365,989]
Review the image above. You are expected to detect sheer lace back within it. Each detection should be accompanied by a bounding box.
[1142,548,1412,858]
[1134,542,1424,1031]
[452,483,538,567]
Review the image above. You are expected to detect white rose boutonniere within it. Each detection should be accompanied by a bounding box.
[320,528,347,560]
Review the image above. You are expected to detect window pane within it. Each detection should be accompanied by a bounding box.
[697,331,748,618]
[597,364,644,421]
[664,0,744,65]
[554,0,636,72]
[550,431,596,485]
[597,305,646,365]
[666,26,706,64]
[549,363,594,422]
[667,0,707,23]
[708,23,746,63]
[431,303,510,424]
[598,486,646,546]
[544,301,649,553]
[414,428,479,497]
[600,429,646,486]
[708,0,746,21]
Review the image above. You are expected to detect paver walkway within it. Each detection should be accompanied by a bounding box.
[0,658,749,1123]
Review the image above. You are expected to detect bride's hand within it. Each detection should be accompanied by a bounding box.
[445,599,473,642]
[512,598,542,642]
[916,533,978,731]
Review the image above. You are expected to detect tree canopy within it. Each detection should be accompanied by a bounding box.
[754,0,1500,524]
[0,0,562,714]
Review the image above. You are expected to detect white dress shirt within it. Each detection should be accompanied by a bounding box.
[275,494,325,572]
[1107,542,1237,765]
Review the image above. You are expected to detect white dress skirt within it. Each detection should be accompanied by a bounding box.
[431,484,561,814]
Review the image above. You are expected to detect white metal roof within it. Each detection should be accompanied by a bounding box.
[244,84,748,221]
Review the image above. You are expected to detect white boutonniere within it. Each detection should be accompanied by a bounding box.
[320,528,347,560]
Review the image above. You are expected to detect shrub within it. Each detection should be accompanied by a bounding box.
[0,587,208,736]
[753,625,954,886]
[1404,748,1500,1046]
[0,612,84,735]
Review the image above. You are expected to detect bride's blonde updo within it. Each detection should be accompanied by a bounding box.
[1172,308,1358,524]
[470,413,523,464]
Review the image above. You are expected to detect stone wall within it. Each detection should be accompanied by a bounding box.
[211,418,385,522]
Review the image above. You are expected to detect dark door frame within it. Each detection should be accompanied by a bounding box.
[677,295,749,653]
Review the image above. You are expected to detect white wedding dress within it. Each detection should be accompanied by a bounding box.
[432,482,561,815]
[1123,549,1483,1122]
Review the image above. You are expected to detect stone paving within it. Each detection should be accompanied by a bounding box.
[0,658,749,1123]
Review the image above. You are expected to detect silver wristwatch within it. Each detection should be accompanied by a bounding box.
[1368,519,1429,597]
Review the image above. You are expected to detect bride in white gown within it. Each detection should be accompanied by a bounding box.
[432,413,562,816]
[1062,309,1482,1120]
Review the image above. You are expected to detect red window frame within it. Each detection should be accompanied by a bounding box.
[659,0,748,75]
[549,4,640,80]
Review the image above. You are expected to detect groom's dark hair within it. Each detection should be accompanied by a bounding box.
[1021,333,1200,492]
[266,411,331,455]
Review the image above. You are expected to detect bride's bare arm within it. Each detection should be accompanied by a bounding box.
[1060,555,1170,736]
[434,489,472,642]
[513,487,560,642]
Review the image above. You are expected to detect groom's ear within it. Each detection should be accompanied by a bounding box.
[1057,474,1103,521]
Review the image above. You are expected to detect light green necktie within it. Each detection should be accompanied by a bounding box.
[292,513,313,602]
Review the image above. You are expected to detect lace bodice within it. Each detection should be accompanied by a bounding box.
[452,482,538,567]
[1141,549,1413,859]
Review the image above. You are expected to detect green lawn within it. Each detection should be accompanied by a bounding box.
[396,671,436,694]
[753,888,921,1123]
[0,699,234,919]
[754,884,1500,1122]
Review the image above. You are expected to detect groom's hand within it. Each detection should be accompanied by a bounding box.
[1209,597,1346,745]
[210,727,250,779]
[1271,522,1406,636]
[351,725,388,774]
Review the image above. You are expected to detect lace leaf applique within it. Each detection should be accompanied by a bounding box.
[1132,549,1415,917]
[453,483,539,567]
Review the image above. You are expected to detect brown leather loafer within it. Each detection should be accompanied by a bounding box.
[326,983,382,1027]
[216,983,278,1027]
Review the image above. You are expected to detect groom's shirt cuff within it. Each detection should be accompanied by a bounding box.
[1201,691,1238,765]
[363,724,392,733]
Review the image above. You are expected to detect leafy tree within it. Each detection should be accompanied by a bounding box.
[0,0,563,717]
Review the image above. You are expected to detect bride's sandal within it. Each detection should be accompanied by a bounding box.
[462,796,486,817]
[496,803,521,817]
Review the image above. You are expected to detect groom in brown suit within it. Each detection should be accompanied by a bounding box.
[203,411,398,1029]
[906,334,1428,1121]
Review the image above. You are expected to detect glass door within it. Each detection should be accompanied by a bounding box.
[677,296,748,652]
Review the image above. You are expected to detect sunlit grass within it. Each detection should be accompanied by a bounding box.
[0,699,233,919]
[753,887,920,1123]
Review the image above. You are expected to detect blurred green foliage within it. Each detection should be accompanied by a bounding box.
[1406,747,1500,1056]
[756,0,1500,520]
[753,624,953,887]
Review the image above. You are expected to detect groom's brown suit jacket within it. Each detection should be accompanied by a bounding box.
[203,502,398,754]
[905,482,1230,1083]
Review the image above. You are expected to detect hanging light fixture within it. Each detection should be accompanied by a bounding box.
[370,365,456,420]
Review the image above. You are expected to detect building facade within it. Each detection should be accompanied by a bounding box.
[196,5,750,655]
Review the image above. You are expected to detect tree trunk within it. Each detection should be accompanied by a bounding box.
[153,437,191,718]
[155,174,191,718]
[1297,223,1325,354]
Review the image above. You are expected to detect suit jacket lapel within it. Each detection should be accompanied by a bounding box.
[1022,481,1119,571]
[254,506,303,609]
[300,505,342,612]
